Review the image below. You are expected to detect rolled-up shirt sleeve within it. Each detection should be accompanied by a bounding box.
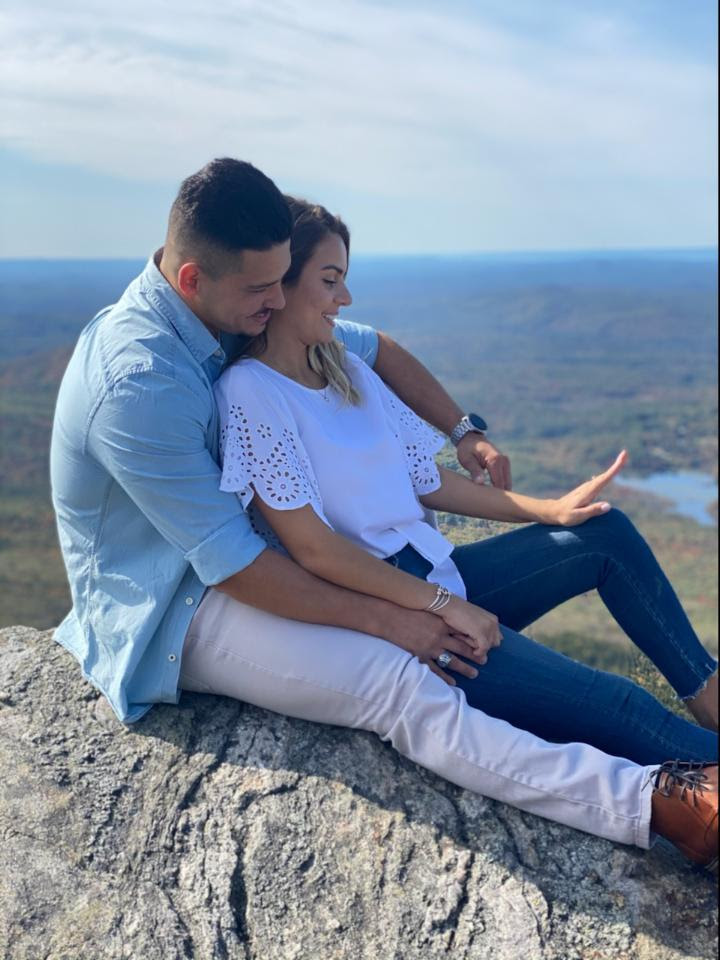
[88,370,266,585]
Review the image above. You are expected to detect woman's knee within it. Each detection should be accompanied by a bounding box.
[574,507,642,556]
[600,506,635,533]
[584,506,633,536]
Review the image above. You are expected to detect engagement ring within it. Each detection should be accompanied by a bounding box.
[436,651,453,669]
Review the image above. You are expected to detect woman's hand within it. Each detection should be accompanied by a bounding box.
[548,450,628,526]
[437,596,503,660]
[381,606,491,685]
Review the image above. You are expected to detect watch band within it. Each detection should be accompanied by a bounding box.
[450,413,488,447]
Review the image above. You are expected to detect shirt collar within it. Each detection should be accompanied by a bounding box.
[139,251,224,365]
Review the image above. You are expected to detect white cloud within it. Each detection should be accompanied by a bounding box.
[0,0,716,251]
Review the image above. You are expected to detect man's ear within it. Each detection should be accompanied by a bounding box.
[177,262,202,299]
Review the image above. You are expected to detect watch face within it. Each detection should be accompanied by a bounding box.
[469,413,487,431]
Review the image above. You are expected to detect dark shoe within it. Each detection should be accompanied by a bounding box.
[648,760,718,871]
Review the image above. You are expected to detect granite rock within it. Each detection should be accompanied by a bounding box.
[0,626,716,960]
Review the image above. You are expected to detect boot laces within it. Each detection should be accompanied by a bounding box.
[646,759,715,804]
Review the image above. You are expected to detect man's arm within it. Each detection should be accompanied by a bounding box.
[372,332,512,490]
[238,498,499,661]
[215,548,482,686]
[90,370,475,684]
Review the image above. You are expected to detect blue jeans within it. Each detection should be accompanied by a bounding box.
[392,509,718,766]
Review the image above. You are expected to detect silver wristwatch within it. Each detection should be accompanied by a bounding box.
[450,413,488,447]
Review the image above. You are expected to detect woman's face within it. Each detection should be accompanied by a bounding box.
[279,232,352,345]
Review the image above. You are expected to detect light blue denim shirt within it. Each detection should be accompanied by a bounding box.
[50,253,378,724]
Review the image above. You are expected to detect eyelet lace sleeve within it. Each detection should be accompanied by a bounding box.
[215,368,330,548]
[345,353,445,495]
[383,392,445,494]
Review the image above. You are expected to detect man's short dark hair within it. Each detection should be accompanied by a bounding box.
[167,158,292,275]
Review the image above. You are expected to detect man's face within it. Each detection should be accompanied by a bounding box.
[191,242,291,338]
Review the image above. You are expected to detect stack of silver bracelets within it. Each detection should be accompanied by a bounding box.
[424,584,452,613]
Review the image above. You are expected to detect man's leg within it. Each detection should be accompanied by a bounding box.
[179,587,654,849]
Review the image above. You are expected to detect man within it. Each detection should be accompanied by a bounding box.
[50,158,717,868]
[51,157,508,724]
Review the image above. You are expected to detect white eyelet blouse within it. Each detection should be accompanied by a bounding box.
[214,351,466,597]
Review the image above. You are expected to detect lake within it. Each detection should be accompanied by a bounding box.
[616,471,718,527]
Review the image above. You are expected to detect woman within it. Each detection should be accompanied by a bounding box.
[200,199,718,867]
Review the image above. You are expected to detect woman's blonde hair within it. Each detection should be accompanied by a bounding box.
[243,197,360,405]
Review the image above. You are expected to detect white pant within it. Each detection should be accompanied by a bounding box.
[180,588,654,848]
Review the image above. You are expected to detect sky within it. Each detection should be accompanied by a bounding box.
[0,0,717,257]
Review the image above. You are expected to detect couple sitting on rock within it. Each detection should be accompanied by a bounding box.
[51,158,718,872]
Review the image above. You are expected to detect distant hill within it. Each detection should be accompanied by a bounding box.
[0,252,716,640]
[0,259,144,359]
[1,250,717,358]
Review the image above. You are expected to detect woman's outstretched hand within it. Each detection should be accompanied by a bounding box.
[549,450,628,526]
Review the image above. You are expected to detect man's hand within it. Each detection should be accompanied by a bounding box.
[372,335,511,489]
[380,606,491,686]
[439,596,502,659]
[456,434,512,490]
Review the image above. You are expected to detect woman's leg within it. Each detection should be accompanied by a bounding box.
[179,587,654,848]
[451,625,717,766]
[451,509,718,705]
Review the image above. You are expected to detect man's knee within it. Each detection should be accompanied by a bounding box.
[373,659,468,752]
[362,654,426,733]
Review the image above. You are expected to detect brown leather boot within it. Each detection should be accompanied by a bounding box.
[649,760,718,871]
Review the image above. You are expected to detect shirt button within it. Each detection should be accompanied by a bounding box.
[168,654,177,662]
[185,597,194,605]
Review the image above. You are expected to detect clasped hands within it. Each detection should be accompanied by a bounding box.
[384,603,500,686]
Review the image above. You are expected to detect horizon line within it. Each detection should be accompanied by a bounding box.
[0,244,717,263]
